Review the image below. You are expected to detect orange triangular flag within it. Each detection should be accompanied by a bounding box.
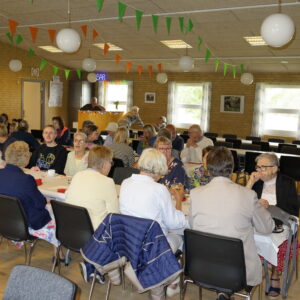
[8,19,18,36]
[48,29,56,43]
[81,25,87,38]
[116,54,121,64]
[29,27,38,43]
[126,62,132,73]
[103,43,110,55]
[92,29,99,40]
[157,63,162,73]
[137,65,143,75]
[148,65,153,76]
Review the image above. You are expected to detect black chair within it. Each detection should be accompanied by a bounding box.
[31,129,43,142]
[0,194,38,265]
[240,144,261,151]
[252,141,270,152]
[182,229,260,300]
[292,140,300,145]
[246,136,261,142]
[279,156,300,181]
[222,134,237,139]
[230,150,239,173]
[236,152,261,185]
[180,134,189,143]
[204,132,218,138]
[130,139,139,152]
[208,137,216,144]
[280,146,298,155]
[113,167,140,185]
[100,130,108,136]
[225,138,241,149]
[3,265,77,300]
[214,141,233,148]
[50,200,94,273]
[108,158,124,178]
[278,143,297,153]
[268,138,285,144]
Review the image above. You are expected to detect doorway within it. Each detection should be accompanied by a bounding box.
[21,80,45,130]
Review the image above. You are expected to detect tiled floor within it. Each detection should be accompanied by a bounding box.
[0,239,300,300]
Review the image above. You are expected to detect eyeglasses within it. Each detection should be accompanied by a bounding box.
[157,147,172,151]
[74,139,85,144]
[255,165,275,171]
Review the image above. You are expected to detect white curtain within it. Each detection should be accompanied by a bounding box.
[126,81,133,112]
[200,82,212,132]
[167,82,176,124]
[251,82,265,137]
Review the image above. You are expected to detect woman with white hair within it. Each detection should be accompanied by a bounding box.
[118,106,144,129]
[64,132,89,176]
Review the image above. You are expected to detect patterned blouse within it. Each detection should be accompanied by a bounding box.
[189,164,211,189]
[159,158,190,191]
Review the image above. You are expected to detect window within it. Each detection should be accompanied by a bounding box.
[98,81,133,112]
[167,82,211,130]
[252,84,300,138]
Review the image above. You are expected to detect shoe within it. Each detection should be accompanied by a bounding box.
[266,278,280,299]
[90,272,105,284]
[217,293,230,300]
[166,284,180,297]
[79,262,89,283]
[52,256,71,267]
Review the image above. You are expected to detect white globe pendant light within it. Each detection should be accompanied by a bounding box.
[240,72,254,85]
[82,58,96,72]
[156,73,168,84]
[87,73,97,83]
[56,28,81,53]
[261,13,295,47]
[9,59,22,72]
[178,56,194,72]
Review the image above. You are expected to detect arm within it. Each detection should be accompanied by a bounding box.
[127,147,135,167]
[24,175,47,209]
[246,172,261,189]
[27,147,40,168]
[105,179,119,213]
[135,115,144,127]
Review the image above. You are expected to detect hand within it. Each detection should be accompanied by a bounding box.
[246,171,261,188]
[186,138,197,148]
[169,185,185,210]
[31,166,40,172]
[259,198,269,209]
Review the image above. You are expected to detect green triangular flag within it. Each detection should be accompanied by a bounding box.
[53,66,59,76]
[96,0,104,12]
[240,64,244,74]
[118,2,127,22]
[232,65,237,79]
[178,17,184,33]
[197,36,203,51]
[6,32,13,42]
[29,48,35,57]
[76,69,81,79]
[15,34,23,45]
[186,19,193,33]
[204,48,211,62]
[165,17,172,34]
[64,69,70,80]
[223,63,228,76]
[39,59,47,71]
[135,10,143,30]
[214,58,219,72]
[152,15,159,33]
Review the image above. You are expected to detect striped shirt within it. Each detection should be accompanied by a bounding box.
[109,143,135,167]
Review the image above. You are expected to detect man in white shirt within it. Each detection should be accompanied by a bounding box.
[180,124,213,163]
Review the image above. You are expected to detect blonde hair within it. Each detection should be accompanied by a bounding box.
[5,141,30,168]
[131,106,139,113]
[114,127,128,144]
[138,148,168,176]
[154,136,172,147]
[88,146,113,169]
[0,124,8,137]
[143,124,156,138]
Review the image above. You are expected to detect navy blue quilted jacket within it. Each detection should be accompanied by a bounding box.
[81,213,182,291]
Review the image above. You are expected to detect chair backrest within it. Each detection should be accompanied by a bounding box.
[244,151,261,174]
[180,134,189,143]
[108,157,124,178]
[51,200,94,252]
[230,150,239,172]
[292,140,300,145]
[204,132,218,138]
[113,167,140,185]
[184,229,247,294]
[240,143,261,151]
[225,138,241,149]
[280,145,298,155]
[214,141,233,148]
[30,129,43,140]
[252,141,270,151]
[280,155,300,181]
[268,138,285,143]
[0,194,31,241]
[246,136,261,142]
[130,139,139,152]
[278,143,297,152]
[3,265,77,300]
[222,134,237,139]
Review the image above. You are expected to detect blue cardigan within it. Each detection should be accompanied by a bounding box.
[0,164,51,229]
[81,213,182,291]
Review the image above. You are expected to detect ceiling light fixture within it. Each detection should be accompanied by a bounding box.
[243,36,267,46]
[93,43,123,51]
[38,46,63,53]
[161,40,192,49]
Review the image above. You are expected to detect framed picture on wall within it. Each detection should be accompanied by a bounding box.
[220,95,244,113]
[145,92,156,103]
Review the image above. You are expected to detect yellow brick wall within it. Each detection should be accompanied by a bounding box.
[105,72,300,139]
[0,40,70,127]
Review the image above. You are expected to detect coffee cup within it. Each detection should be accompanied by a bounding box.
[47,169,55,177]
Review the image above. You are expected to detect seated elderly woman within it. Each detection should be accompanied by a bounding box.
[189,147,274,300]
[66,146,119,283]
[136,124,157,155]
[0,141,60,251]
[155,136,189,192]
[246,152,298,298]
[109,127,134,167]
[64,132,89,176]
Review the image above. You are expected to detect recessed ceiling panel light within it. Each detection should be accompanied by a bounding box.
[244,36,267,46]
[38,45,63,53]
[281,60,289,64]
[161,40,192,49]
[93,43,123,51]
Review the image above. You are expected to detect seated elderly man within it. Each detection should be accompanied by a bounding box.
[180,124,213,163]
[189,147,274,300]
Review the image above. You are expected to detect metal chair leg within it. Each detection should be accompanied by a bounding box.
[26,240,37,266]
[105,280,112,300]
[88,269,97,300]
[180,280,188,300]
[198,286,202,300]
[121,267,125,290]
